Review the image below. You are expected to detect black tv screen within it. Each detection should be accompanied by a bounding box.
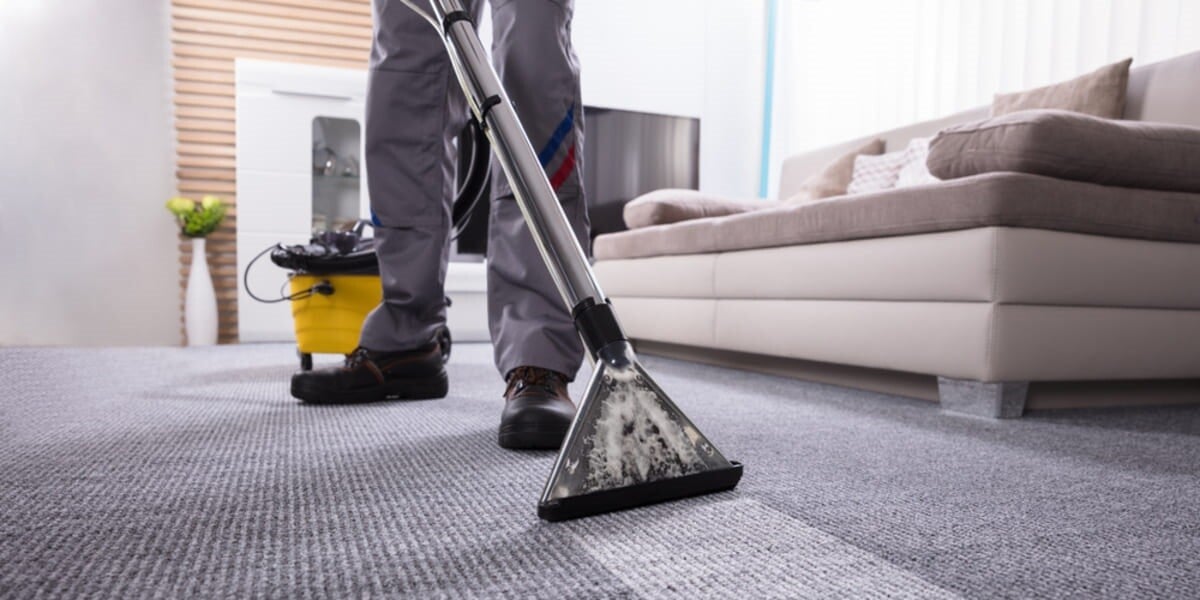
[453,105,700,256]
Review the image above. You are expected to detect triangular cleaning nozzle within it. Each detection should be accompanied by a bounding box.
[538,342,743,521]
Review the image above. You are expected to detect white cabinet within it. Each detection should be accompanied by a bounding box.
[235,59,488,345]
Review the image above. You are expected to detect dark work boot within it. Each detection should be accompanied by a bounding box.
[290,343,448,404]
[499,366,576,450]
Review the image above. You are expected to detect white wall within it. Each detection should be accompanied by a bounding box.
[0,0,178,346]
[699,1,768,198]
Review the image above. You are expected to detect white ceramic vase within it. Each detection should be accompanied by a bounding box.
[185,237,219,346]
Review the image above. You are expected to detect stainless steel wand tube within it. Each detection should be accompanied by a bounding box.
[429,0,607,322]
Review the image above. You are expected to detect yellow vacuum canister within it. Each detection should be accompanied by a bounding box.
[247,223,452,370]
[288,274,381,369]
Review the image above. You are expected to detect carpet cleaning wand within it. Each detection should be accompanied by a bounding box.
[406,0,743,521]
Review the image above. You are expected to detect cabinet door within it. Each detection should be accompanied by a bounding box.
[236,171,311,235]
[236,91,361,174]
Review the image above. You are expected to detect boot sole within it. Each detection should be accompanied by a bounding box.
[497,426,568,450]
[291,372,448,405]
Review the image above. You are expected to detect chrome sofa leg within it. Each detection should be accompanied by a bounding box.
[937,377,1029,418]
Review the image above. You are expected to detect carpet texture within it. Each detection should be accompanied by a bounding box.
[1,343,1198,598]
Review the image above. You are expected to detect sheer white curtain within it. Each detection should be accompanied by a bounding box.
[766,0,1200,197]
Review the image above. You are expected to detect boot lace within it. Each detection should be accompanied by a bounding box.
[344,347,373,370]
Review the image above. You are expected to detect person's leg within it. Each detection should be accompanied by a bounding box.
[358,0,478,353]
[487,0,589,380]
[488,0,588,448]
[291,0,480,404]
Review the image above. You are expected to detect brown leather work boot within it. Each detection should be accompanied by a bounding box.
[499,366,576,450]
[290,343,447,404]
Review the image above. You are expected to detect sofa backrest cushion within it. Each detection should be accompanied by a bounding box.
[846,150,908,194]
[1124,49,1200,127]
[928,109,1200,194]
[893,138,940,188]
[991,58,1131,119]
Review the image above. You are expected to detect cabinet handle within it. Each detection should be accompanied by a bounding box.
[271,89,354,101]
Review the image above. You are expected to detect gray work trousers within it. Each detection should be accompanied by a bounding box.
[360,0,589,381]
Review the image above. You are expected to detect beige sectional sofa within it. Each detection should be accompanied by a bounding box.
[591,51,1200,418]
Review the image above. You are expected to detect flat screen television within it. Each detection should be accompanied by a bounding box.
[454,106,700,256]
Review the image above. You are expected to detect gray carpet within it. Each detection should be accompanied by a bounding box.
[1,343,1198,599]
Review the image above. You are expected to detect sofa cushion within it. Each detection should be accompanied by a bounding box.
[846,150,908,194]
[894,137,940,188]
[623,189,771,230]
[786,138,885,203]
[928,109,1200,193]
[992,58,1132,119]
[593,172,1200,261]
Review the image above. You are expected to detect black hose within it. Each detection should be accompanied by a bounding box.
[451,116,491,240]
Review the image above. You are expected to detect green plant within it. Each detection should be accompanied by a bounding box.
[166,195,226,238]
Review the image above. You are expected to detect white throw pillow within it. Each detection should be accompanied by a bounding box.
[847,150,907,194]
[894,137,941,188]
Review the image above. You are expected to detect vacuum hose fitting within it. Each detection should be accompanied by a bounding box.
[571,298,629,357]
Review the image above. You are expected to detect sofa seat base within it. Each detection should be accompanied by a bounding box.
[612,296,1200,382]
[599,226,1200,415]
[596,227,1200,310]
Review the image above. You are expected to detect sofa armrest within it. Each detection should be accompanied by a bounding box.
[623,189,775,230]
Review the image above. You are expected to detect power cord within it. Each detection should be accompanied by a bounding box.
[243,244,334,303]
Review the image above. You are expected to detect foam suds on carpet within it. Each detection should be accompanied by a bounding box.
[1,343,1197,598]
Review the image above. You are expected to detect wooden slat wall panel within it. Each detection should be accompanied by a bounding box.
[171,0,371,344]
[174,0,371,27]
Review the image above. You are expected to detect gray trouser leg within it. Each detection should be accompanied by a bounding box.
[487,0,589,380]
[361,0,588,381]
[359,0,479,352]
